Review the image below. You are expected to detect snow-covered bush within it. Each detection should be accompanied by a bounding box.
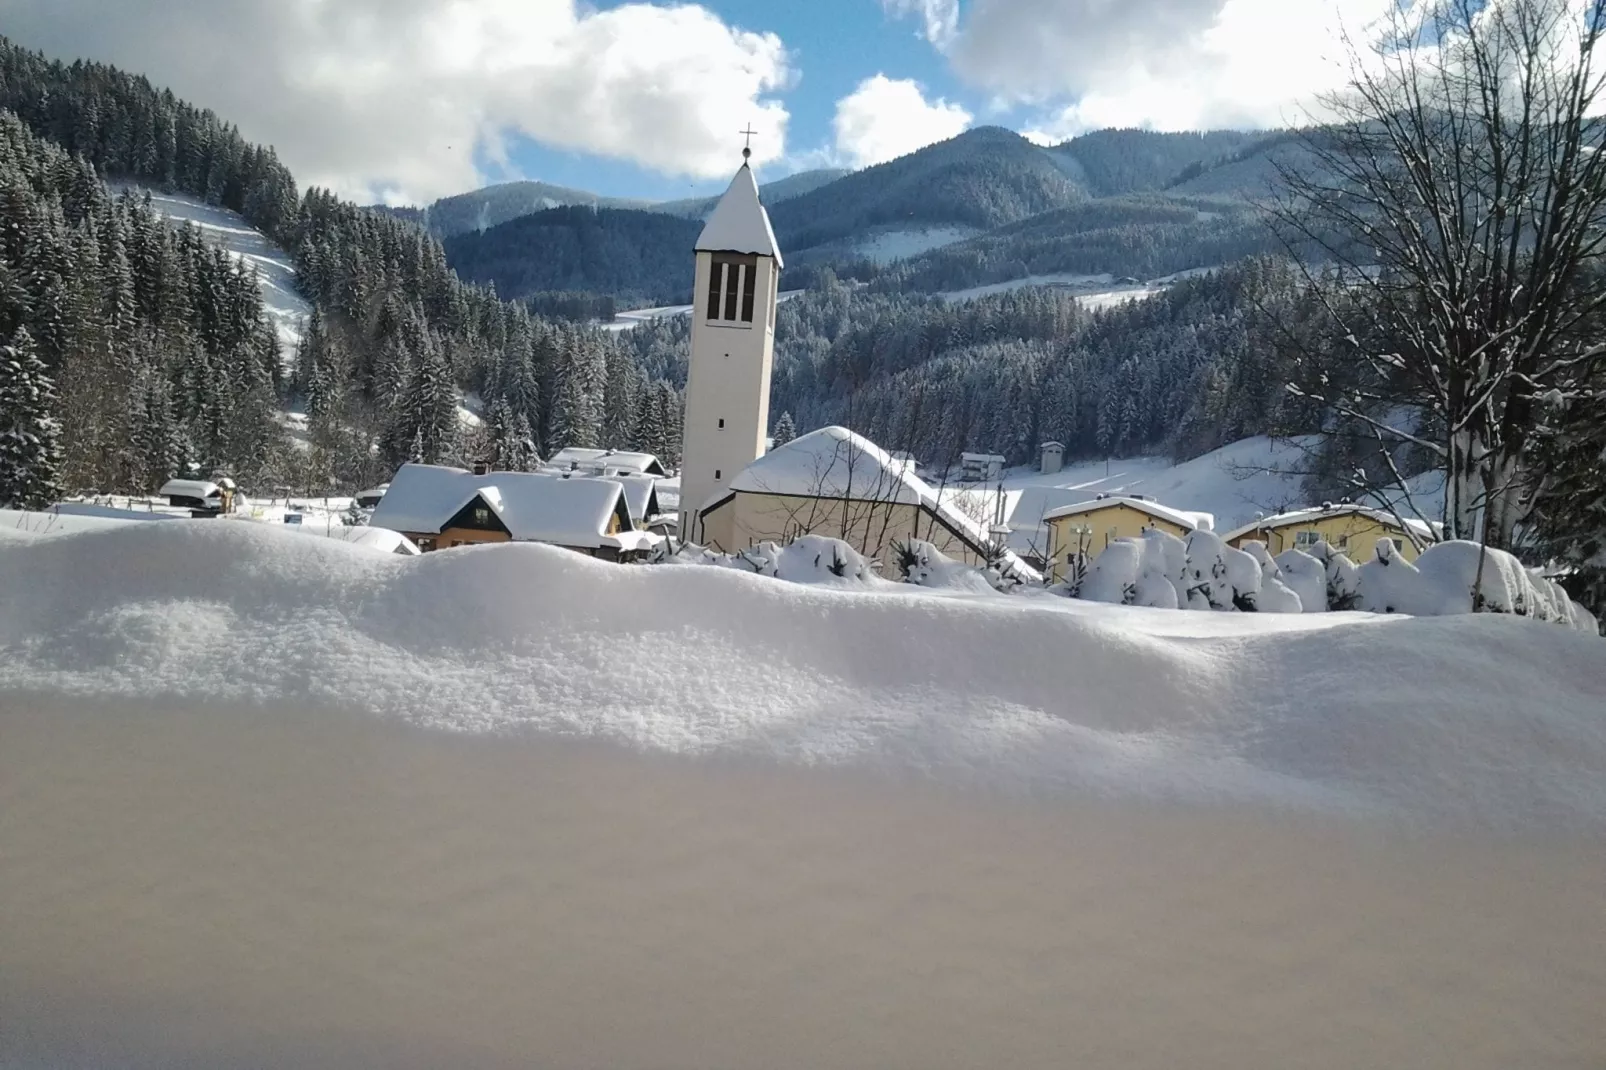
[1355,537,1433,615]
[893,539,1005,594]
[1242,541,1305,613]
[1140,528,1190,607]
[1273,547,1327,613]
[654,535,879,586]
[1182,529,1262,611]
[1309,540,1362,611]
[1077,539,1142,604]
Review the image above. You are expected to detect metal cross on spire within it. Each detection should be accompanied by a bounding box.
[739,124,757,160]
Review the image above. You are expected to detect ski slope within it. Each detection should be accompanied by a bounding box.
[1,523,1602,1068]
[127,187,311,357]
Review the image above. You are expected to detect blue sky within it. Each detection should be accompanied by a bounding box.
[499,0,976,200]
[5,0,1378,206]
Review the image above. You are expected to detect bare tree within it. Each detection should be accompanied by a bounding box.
[1273,0,1606,549]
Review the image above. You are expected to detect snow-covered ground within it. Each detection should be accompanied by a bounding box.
[125,187,311,358]
[1,522,1602,1068]
[940,266,1218,309]
[849,224,980,264]
[982,436,1444,559]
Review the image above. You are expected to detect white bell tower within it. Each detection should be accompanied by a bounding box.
[679,142,783,543]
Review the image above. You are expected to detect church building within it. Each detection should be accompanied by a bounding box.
[678,145,783,541]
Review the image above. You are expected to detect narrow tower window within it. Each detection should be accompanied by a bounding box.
[707,254,759,324]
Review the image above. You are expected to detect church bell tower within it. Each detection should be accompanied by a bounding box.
[678,142,783,543]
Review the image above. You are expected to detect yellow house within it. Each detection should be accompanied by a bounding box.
[1041,496,1213,584]
[370,463,659,560]
[693,425,1039,580]
[1222,503,1435,561]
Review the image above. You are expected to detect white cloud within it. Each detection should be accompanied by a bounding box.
[0,0,794,204]
[832,75,972,169]
[880,0,961,47]
[899,0,1396,135]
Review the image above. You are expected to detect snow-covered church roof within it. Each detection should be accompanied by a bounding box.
[695,163,783,269]
[721,425,1037,578]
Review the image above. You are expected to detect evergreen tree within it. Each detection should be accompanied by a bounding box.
[772,410,796,446]
[0,327,63,508]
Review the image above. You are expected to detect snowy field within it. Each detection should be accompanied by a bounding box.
[123,186,311,357]
[940,266,1219,308]
[849,224,980,264]
[984,435,1444,558]
[1,523,1603,1068]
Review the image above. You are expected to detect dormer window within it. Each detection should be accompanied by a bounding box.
[707,253,758,324]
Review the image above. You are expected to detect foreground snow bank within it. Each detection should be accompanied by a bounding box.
[4,523,1605,1069]
[2,521,1603,825]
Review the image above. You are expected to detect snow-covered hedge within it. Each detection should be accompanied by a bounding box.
[1061,532,1599,633]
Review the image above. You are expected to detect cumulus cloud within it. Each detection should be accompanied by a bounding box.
[0,0,793,204]
[831,75,973,168]
[880,0,961,47]
[892,0,1395,135]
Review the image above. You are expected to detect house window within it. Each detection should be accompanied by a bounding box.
[1294,531,1321,548]
[474,506,490,525]
[707,254,758,324]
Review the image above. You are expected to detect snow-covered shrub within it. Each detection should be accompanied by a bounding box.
[1140,528,1190,607]
[1242,541,1304,613]
[1309,540,1361,611]
[1182,530,1262,611]
[1078,539,1142,604]
[1355,536,1433,615]
[894,539,1004,594]
[1273,547,1327,613]
[653,535,878,586]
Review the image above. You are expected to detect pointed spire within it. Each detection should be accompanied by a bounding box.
[695,159,783,268]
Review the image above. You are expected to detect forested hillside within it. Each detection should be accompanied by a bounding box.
[766,127,1086,253]
[377,180,653,238]
[443,206,701,306]
[865,194,1273,293]
[0,35,685,497]
[620,261,1322,473]
[652,167,850,219]
[1044,129,1264,196]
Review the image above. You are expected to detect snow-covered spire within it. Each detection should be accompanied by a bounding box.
[695,160,784,269]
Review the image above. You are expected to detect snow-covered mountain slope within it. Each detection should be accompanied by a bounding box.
[126,187,310,356]
[3,524,1602,1069]
[988,436,1444,559]
[849,225,980,264]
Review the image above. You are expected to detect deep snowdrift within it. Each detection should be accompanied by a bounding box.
[3,524,1605,1069]
[1,521,1601,825]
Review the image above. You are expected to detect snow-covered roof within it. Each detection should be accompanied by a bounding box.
[371,464,634,549]
[1221,503,1436,544]
[159,479,223,501]
[961,452,1007,464]
[695,163,784,269]
[719,426,1040,581]
[336,526,420,555]
[546,448,667,477]
[1042,496,1215,532]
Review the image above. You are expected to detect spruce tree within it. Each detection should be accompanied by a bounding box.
[0,327,64,508]
[772,410,796,446]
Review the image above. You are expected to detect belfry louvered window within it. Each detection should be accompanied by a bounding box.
[707,253,758,324]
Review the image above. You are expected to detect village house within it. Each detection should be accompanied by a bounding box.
[1222,503,1436,561]
[369,463,660,560]
[545,448,668,479]
[959,452,1007,483]
[1042,495,1214,583]
[159,477,237,517]
[693,425,1038,577]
